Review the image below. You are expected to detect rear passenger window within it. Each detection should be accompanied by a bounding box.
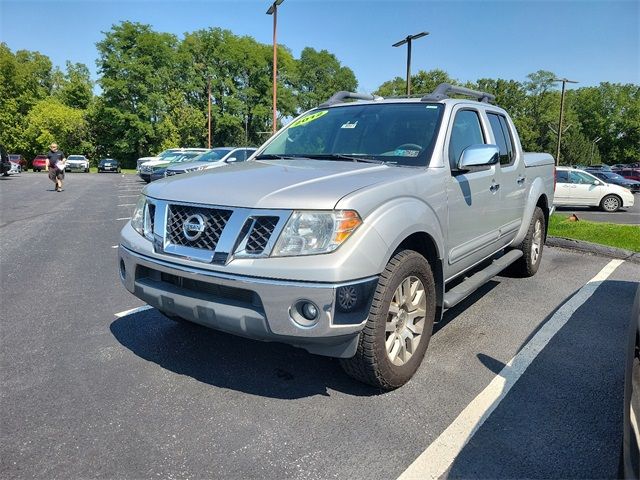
[556,170,569,183]
[487,113,514,166]
[449,110,485,169]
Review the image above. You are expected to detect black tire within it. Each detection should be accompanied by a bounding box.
[510,206,545,277]
[340,250,436,390]
[600,194,621,212]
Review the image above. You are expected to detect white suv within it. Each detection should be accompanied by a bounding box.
[554,166,635,212]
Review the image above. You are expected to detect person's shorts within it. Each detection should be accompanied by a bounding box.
[48,168,65,181]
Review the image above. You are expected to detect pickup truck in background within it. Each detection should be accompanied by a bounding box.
[118,83,555,389]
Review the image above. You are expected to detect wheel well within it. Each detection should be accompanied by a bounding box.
[600,193,622,206]
[395,232,444,317]
[536,194,550,239]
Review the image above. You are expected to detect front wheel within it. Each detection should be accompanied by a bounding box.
[600,194,621,212]
[510,206,545,277]
[340,250,436,390]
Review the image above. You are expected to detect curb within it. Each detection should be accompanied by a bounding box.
[546,236,640,264]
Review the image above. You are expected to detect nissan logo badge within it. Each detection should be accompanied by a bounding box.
[182,214,206,241]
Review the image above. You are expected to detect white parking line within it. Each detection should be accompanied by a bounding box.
[397,259,624,480]
[111,245,119,249]
[114,305,152,318]
[116,217,131,220]
[117,204,135,207]
[118,195,139,198]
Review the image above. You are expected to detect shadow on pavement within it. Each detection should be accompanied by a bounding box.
[445,279,637,479]
[110,309,381,399]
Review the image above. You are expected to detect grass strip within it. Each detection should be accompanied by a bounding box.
[549,214,640,252]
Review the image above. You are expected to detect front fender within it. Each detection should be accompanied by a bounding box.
[367,197,445,271]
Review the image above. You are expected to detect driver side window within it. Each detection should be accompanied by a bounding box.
[449,110,485,170]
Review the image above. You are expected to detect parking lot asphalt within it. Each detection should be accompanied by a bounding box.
[1,171,639,479]
[555,194,640,224]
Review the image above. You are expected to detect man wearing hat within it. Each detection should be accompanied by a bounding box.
[46,143,66,192]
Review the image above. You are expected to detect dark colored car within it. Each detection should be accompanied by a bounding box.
[585,164,612,172]
[32,155,47,172]
[1,145,11,176]
[8,154,27,172]
[589,171,640,193]
[98,158,121,173]
[622,285,640,479]
[617,168,640,182]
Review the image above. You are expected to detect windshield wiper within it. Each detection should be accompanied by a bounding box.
[303,154,384,164]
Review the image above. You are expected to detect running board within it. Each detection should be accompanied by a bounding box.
[443,250,523,309]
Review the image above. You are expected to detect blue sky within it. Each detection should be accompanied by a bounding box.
[1,0,638,93]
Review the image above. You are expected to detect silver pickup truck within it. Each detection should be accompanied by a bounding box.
[118,83,555,389]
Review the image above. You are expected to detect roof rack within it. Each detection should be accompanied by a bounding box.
[421,83,495,103]
[319,91,382,107]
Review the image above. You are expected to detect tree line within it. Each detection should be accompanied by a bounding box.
[1,21,638,168]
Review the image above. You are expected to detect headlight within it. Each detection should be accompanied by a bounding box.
[131,195,147,236]
[272,210,362,256]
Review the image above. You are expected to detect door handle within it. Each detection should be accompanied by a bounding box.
[489,183,500,193]
[516,176,526,185]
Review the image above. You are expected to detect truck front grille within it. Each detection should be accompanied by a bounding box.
[166,204,232,250]
[245,216,279,254]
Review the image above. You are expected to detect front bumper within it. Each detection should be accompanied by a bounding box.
[118,245,377,358]
[139,173,151,182]
[66,164,88,171]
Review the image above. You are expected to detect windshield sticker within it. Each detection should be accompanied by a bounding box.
[288,110,329,128]
[341,121,358,129]
[394,149,420,157]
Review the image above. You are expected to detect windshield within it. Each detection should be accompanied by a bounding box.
[168,152,201,163]
[258,103,444,167]
[158,149,181,158]
[194,149,232,163]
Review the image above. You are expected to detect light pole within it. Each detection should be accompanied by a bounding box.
[266,0,284,134]
[392,32,429,96]
[590,136,602,165]
[207,75,212,148]
[552,77,578,165]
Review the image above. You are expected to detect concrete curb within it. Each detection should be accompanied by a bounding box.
[546,236,640,264]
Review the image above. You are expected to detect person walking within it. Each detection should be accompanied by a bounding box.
[46,143,66,192]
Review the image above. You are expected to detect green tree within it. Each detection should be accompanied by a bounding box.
[54,61,94,109]
[296,47,357,111]
[374,69,456,97]
[22,98,90,159]
[95,21,179,164]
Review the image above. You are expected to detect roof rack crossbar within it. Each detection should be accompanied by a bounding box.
[421,83,495,103]
[319,91,381,107]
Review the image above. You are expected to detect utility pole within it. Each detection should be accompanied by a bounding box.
[207,75,212,148]
[267,0,284,134]
[392,32,429,96]
[590,136,602,165]
[552,77,578,165]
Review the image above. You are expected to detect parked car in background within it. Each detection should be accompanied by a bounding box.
[617,168,640,182]
[554,167,635,212]
[589,171,640,193]
[585,164,612,172]
[136,148,183,172]
[0,145,11,176]
[8,159,22,174]
[8,154,27,172]
[622,285,640,479]
[165,147,257,177]
[65,155,90,172]
[32,155,47,172]
[98,158,121,173]
[612,164,627,170]
[149,151,206,182]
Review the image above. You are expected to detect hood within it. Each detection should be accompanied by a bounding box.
[67,159,87,164]
[145,159,416,210]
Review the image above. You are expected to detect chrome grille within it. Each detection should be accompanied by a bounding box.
[245,217,279,254]
[166,205,232,250]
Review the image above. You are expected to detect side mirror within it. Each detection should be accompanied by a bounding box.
[593,180,602,185]
[226,157,237,163]
[458,144,500,169]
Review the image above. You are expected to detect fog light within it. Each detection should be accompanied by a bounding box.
[291,300,320,327]
[301,302,318,320]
